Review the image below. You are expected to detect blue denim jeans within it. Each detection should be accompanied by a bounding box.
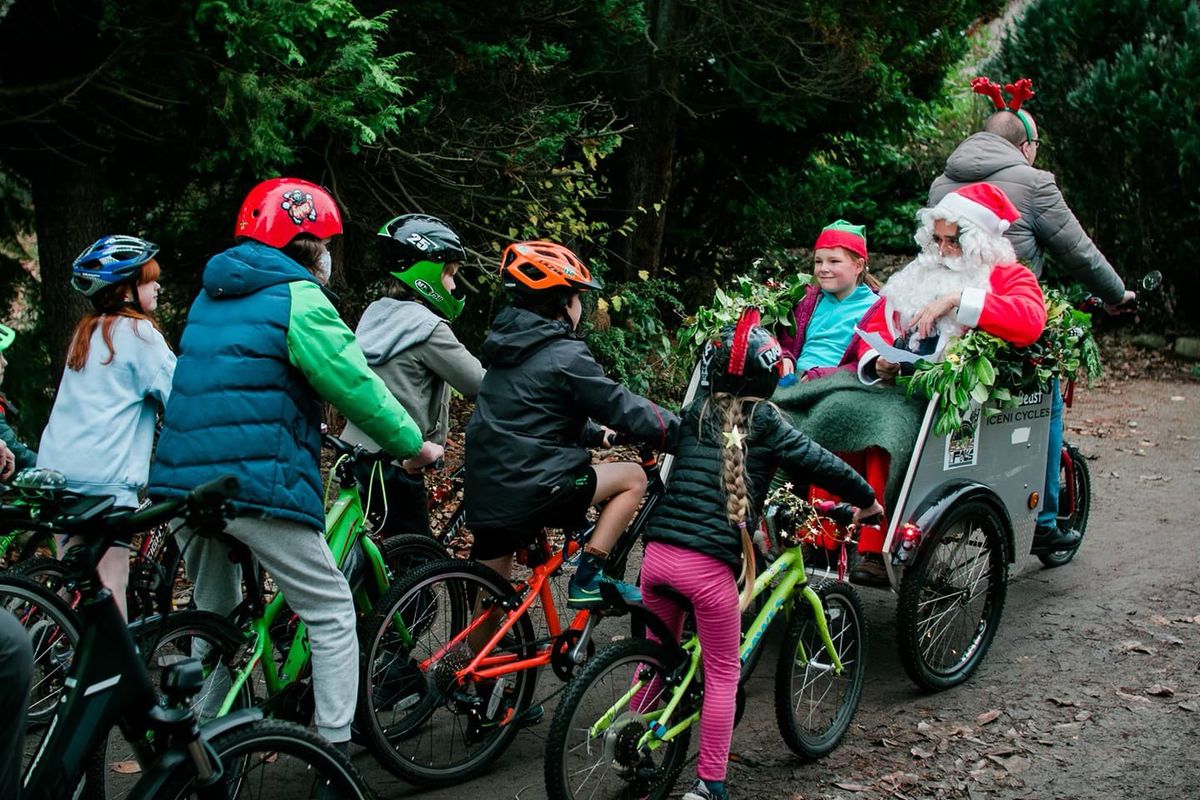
[1039,379,1064,528]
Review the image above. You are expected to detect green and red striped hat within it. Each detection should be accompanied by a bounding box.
[813,220,868,260]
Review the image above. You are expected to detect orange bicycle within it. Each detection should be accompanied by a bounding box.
[355,444,666,786]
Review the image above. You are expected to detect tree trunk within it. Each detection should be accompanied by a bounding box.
[31,157,104,385]
[609,0,684,282]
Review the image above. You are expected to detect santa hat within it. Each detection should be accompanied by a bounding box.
[813,219,868,260]
[931,182,1020,238]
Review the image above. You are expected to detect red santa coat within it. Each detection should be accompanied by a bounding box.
[857,262,1047,371]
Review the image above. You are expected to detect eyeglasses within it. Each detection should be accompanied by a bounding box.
[1026,138,1040,145]
[931,233,961,250]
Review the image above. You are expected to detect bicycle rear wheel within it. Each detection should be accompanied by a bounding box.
[142,718,372,800]
[545,637,691,800]
[358,558,538,786]
[774,581,867,759]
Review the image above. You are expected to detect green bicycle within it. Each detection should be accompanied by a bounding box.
[543,495,869,800]
[98,435,445,796]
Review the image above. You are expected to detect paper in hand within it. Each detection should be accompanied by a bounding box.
[854,328,926,365]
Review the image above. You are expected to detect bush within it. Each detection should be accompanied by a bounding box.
[990,0,1200,330]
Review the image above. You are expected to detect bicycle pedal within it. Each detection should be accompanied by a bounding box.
[516,703,545,727]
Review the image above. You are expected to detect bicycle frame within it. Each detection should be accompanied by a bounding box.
[23,483,257,800]
[586,542,842,752]
[214,453,397,716]
[427,453,668,687]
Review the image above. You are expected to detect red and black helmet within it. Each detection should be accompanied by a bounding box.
[699,308,783,399]
[234,178,343,248]
[500,240,603,295]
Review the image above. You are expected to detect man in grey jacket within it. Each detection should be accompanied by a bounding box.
[930,108,1134,553]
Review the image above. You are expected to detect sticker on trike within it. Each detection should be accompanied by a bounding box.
[944,405,981,470]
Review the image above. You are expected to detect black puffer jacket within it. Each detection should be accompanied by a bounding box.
[465,306,679,528]
[645,399,875,569]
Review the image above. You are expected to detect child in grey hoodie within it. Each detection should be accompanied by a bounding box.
[341,215,484,537]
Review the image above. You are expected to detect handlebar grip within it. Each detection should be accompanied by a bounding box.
[187,474,241,506]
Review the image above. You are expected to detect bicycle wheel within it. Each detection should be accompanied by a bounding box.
[0,574,80,728]
[774,581,867,759]
[897,499,1008,691]
[144,718,372,800]
[545,637,691,800]
[95,610,254,799]
[9,556,80,606]
[1042,444,1091,568]
[379,532,449,583]
[357,558,538,786]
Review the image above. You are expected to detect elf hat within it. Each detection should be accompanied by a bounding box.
[931,182,1020,238]
[813,219,868,260]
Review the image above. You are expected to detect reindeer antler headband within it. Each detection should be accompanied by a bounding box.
[972,76,1036,142]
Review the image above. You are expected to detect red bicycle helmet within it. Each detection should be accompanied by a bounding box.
[234,178,343,248]
[500,241,603,294]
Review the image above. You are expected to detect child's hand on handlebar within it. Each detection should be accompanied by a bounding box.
[853,500,885,524]
[402,441,445,473]
[600,426,618,448]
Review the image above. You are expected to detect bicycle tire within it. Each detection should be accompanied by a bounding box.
[143,718,373,800]
[357,557,538,786]
[544,637,691,800]
[378,533,450,584]
[774,581,867,760]
[89,609,255,800]
[1042,444,1091,568]
[0,574,81,729]
[897,499,1008,691]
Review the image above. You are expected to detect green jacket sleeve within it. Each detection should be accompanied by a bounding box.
[286,281,423,459]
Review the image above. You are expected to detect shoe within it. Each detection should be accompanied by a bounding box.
[568,571,642,608]
[682,778,731,800]
[1031,524,1082,554]
[849,553,889,587]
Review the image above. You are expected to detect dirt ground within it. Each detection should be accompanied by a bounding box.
[354,337,1200,800]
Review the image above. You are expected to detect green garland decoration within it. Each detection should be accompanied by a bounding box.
[898,286,1103,437]
[679,273,813,349]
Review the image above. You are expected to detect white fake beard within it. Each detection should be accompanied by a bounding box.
[880,250,992,338]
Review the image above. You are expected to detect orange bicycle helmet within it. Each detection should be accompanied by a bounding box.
[500,241,603,294]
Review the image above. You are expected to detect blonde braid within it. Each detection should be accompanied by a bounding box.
[714,392,756,611]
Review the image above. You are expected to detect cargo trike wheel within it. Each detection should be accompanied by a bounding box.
[1041,444,1091,568]
[897,499,1008,691]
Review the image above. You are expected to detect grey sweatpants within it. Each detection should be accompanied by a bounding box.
[179,516,358,743]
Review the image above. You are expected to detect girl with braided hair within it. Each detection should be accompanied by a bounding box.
[640,310,882,800]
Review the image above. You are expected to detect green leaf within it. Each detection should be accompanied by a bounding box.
[974,357,996,387]
[970,383,990,405]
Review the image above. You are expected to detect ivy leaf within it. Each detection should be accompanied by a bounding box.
[975,357,996,386]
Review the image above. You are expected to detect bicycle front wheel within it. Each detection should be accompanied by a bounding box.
[358,558,538,786]
[142,719,372,800]
[545,637,691,800]
[774,581,867,760]
[0,574,80,728]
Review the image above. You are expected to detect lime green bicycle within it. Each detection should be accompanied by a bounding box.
[543,495,869,800]
[97,435,445,797]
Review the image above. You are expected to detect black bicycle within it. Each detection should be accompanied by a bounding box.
[19,475,373,800]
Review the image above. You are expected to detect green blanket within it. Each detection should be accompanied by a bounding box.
[773,371,926,503]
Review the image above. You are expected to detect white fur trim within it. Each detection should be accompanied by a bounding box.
[857,348,882,385]
[934,191,1006,239]
[957,286,986,328]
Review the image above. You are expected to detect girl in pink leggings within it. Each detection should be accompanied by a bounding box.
[641,312,881,800]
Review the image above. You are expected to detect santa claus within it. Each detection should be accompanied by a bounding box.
[857,182,1047,383]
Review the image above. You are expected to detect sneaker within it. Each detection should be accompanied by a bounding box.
[568,571,642,608]
[682,778,731,800]
[1031,524,1082,554]
[849,553,889,587]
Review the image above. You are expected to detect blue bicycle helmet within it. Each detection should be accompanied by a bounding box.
[71,235,159,297]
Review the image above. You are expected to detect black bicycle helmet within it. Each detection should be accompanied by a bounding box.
[379,215,469,320]
[699,308,783,399]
